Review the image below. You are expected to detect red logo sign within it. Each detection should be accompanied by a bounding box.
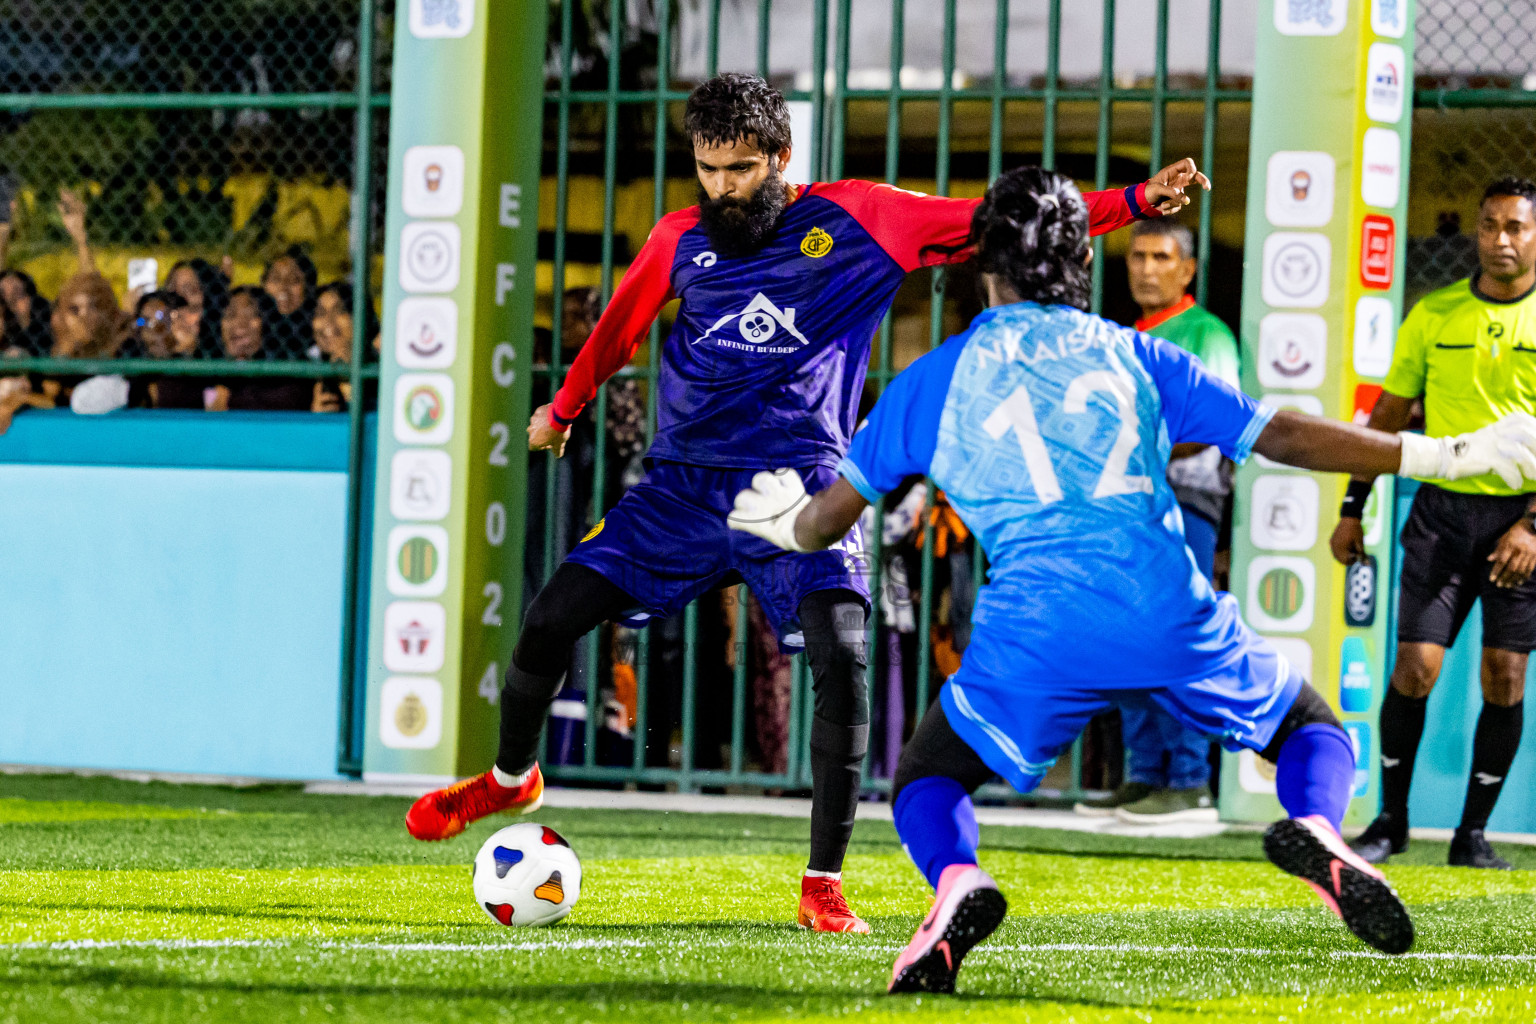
[1353,383,1382,425]
[1360,215,1395,289]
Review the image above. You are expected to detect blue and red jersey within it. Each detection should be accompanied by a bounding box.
[550,179,1155,470]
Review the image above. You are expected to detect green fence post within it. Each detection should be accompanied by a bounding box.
[336,0,377,774]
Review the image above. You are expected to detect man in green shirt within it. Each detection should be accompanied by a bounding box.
[1076,218,1241,823]
[1333,176,1536,870]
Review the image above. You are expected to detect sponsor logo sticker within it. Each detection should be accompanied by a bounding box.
[384,601,447,673]
[399,221,461,293]
[402,146,465,218]
[1360,215,1395,289]
[408,0,472,38]
[1365,42,1406,122]
[1265,151,1335,228]
[1262,233,1331,308]
[380,676,444,749]
[395,297,458,369]
[1360,128,1401,209]
[387,525,449,597]
[1258,313,1328,390]
[1274,0,1347,35]
[1246,556,1316,632]
[1340,636,1373,713]
[393,373,455,445]
[1250,475,1320,551]
[1353,296,1395,376]
[390,448,452,521]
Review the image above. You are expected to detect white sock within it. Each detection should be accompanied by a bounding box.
[804,868,841,880]
[491,765,533,788]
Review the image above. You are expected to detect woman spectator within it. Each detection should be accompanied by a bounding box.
[209,286,310,411]
[164,258,229,359]
[310,280,379,412]
[127,290,206,410]
[261,245,318,359]
[51,271,126,361]
[0,270,52,356]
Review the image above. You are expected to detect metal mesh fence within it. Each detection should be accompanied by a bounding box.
[0,0,387,369]
[1407,0,1536,306]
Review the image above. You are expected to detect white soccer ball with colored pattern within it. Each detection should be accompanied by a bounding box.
[471,822,582,927]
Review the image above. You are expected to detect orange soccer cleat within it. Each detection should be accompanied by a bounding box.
[405,764,545,841]
[797,875,871,934]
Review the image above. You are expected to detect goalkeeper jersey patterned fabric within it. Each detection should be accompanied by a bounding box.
[837,302,1299,792]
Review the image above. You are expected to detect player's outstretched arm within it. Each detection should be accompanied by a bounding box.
[1254,409,1536,488]
[1143,158,1212,216]
[1328,390,1416,565]
[727,471,867,552]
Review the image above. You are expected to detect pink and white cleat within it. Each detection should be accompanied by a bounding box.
[888,863,1007,995]
[1263,814,1414,955]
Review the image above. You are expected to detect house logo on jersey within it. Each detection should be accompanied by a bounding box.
[800,227,834,258]
[696,292,811,354]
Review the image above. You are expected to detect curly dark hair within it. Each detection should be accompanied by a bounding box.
[968,166,1091,310]
[683,73,792,154]
[1484,176,1536,209]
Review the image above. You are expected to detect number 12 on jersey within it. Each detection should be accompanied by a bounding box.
[983,370,1154,505]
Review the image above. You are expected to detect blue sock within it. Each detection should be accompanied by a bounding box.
[893,776,979,889]
[1274,723,1355,832]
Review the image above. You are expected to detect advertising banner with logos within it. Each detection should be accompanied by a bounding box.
[1223,0,1413,824]
[361,0,543,782]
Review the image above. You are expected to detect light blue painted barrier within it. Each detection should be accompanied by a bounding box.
[0,410,367,780]
[1391,481,1536,833]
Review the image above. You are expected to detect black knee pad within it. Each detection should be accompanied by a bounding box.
[810,715,870,762]
[1259,682,1342,762]
[799,590,871,728]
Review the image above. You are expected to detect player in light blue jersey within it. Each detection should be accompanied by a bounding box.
[728,167,1536,994]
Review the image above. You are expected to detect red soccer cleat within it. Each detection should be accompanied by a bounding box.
[889,863,1007,995]
[405,764,545,841]
[797,875,871,934]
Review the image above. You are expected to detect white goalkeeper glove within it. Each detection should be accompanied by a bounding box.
[727,468,811,552]
[1398,412,1536,489]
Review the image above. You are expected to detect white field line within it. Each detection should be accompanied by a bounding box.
[7,936,1536,965]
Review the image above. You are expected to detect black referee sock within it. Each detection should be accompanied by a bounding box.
[1379,687,1429,826]
[1460,700,1524,833]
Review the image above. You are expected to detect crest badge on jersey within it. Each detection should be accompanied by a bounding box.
[800,227,834,258]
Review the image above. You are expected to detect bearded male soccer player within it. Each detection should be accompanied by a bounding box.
[730,167,1536,990]
[406,72,1211,933]
[1334,176,1536,871]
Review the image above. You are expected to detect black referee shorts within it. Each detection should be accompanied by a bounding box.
[1397,483,1536,653]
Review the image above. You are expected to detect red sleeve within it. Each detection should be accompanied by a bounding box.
[813,179,1155,274]
[549,209,697,428]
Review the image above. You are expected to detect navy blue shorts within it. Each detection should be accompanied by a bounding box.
[565,461,869,648]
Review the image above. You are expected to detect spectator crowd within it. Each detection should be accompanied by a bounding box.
[0,188,379,434]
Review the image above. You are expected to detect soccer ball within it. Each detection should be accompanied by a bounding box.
[471,822,582,927]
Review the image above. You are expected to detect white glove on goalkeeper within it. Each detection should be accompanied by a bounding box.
[1398,412,1536,489]
[727,468,811,552]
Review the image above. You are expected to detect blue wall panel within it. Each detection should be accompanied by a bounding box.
[0,412,359,779]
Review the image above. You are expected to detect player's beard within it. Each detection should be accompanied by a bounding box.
[696,167,790,258]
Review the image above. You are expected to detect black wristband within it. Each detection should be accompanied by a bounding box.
[1339,479,1373,519]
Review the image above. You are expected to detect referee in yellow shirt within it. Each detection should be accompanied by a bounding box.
[1331,176,1536,870]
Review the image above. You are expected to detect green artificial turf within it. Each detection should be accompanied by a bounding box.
[2,773,1535,1023]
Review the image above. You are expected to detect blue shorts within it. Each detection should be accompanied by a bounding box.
[939,600,1305,794]
[565,461,869,647]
